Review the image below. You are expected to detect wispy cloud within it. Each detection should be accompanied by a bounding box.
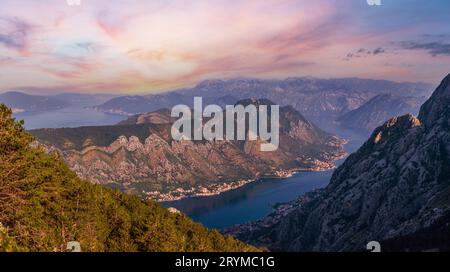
[0,0,449,93]
[344,47,387,61]
[73,42,105,53]
[373,48,386,55]
[400,41,450,56]
[0,17,34,55]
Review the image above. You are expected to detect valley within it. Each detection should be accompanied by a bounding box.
[1,76,443,252]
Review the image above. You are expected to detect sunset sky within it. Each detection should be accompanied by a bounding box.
[0,0,449,94]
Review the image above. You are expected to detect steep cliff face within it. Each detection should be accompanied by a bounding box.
[234,75,450,252]
[32,99,346,200]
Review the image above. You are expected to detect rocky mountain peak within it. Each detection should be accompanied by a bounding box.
[371,114,421,144]
[107,135,144,152]
[418,74,450,127]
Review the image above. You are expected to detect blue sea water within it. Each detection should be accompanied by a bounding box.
[163,127,367,229]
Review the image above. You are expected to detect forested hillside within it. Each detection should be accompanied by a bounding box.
[0,104,258,252]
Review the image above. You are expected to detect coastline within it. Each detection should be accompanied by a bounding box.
[149,155,346,202]
[222,189,324,242]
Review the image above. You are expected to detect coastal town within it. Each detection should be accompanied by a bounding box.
[145,164,340,202]
[144,168,311,202]
[145,179,256,202]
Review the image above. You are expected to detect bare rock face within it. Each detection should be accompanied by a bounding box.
[234,74,450,252]
[419,74,450,128]
[31,99,346,200]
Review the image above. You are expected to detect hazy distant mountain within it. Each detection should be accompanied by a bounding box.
[337,94,427,132]
[93,78,432,124]
[0,91,70,113]
[53,93,118,107]
[230,74,450,252]
[31,99,346,201]
[93,93,239,116]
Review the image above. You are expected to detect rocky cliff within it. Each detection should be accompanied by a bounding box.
[231,74,450,252]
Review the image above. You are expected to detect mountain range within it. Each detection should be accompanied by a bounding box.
[0,91,71,113]
[3,78,431,135]
[31,99,346,201]
[2,76,442,252]
[227,74,450,252]
[337,94,427,133]
[92,78,432,125]
[52,93,118,107]
[0,91,119,114]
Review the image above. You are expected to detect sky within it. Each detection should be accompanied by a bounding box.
[0,0,449,94]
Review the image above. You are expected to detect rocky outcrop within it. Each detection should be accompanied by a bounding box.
[232,74,450,252]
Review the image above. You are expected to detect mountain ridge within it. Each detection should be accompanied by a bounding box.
[92,77,432,126]
[337,93,426,132]
[228,74,450,252]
